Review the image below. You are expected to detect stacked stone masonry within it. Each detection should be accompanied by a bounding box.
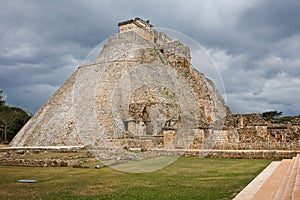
[9,18,300,155]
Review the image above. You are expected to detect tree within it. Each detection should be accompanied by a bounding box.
[7,107,31,142]
[0,106,31,144]
[0,91,31,143]
[279,115,296,122]
[0,106,20,143]
[261,110,283,120]
[0,90,5,107]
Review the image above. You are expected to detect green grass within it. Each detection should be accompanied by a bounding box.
[101,156,179,173]
[0,157,271,200]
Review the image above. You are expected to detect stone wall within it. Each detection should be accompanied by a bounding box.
[149,149,300,159]
[0,158,77,167]
[118,18,154,42]
[0,147,90,167]
[216,114,300,150]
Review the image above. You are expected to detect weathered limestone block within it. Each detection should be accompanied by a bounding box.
[163,130,176,149]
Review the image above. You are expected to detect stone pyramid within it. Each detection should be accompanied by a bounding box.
[10,18,230,150]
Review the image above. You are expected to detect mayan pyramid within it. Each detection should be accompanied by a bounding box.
[10,18,230,151]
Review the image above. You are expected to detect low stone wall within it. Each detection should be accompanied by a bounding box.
[213,142,300,150]
[149,149,300,159]
[0,158,79,167]
[203,150,299,159]
[0,146,91,167]
[2,147,300,168]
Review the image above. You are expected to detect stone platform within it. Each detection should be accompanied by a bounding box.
[2,147,300,159]
[234,154,300,200]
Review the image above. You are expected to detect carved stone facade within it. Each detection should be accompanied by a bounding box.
[213,114,300,150]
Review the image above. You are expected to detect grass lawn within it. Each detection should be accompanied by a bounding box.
[0,157,271,200]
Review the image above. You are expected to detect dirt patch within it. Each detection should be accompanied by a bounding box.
[0,144,9,148]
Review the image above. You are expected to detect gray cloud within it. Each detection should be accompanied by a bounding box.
[0,0,299,116]
[237,0,300,42]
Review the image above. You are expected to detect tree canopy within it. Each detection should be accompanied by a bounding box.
[0,91,5,107]
[0,91,31,143]
[261,110,297,122]
[261,110,283,120]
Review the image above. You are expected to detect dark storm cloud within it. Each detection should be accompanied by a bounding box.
[0,0,300,115]
[0,0,118,112]
[237,0,300,42]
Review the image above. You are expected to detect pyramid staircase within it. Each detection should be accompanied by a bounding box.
[234,154,300,200]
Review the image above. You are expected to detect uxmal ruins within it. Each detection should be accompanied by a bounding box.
[10,18,300,158]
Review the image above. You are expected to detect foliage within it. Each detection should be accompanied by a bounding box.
[0,91,31,143]
[278,116,296,122]
[261,110,298,123]
[261,110,283,120]
[0,91,5,107]
[0,157,271,199]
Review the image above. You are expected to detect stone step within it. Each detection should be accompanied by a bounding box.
[234,154,300,199]
[282,155,300,199]
[292,154,300,199]
[233,161,281,200]
[274,156,297,199]
[252,159,292,199]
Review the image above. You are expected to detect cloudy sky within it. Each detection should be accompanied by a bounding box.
[0,0,299,116]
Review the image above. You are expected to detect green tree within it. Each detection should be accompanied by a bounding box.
[261,110,283,120]
[8,107,31,142]
[0,92,31,143]
[279,116,296,122]
[0,90,5,107]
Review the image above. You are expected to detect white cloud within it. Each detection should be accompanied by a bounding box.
[208,48,300,115]
[1,43,36,59]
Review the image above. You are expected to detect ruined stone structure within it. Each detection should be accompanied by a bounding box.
[217,114,300,150]
[9,18,300,156]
